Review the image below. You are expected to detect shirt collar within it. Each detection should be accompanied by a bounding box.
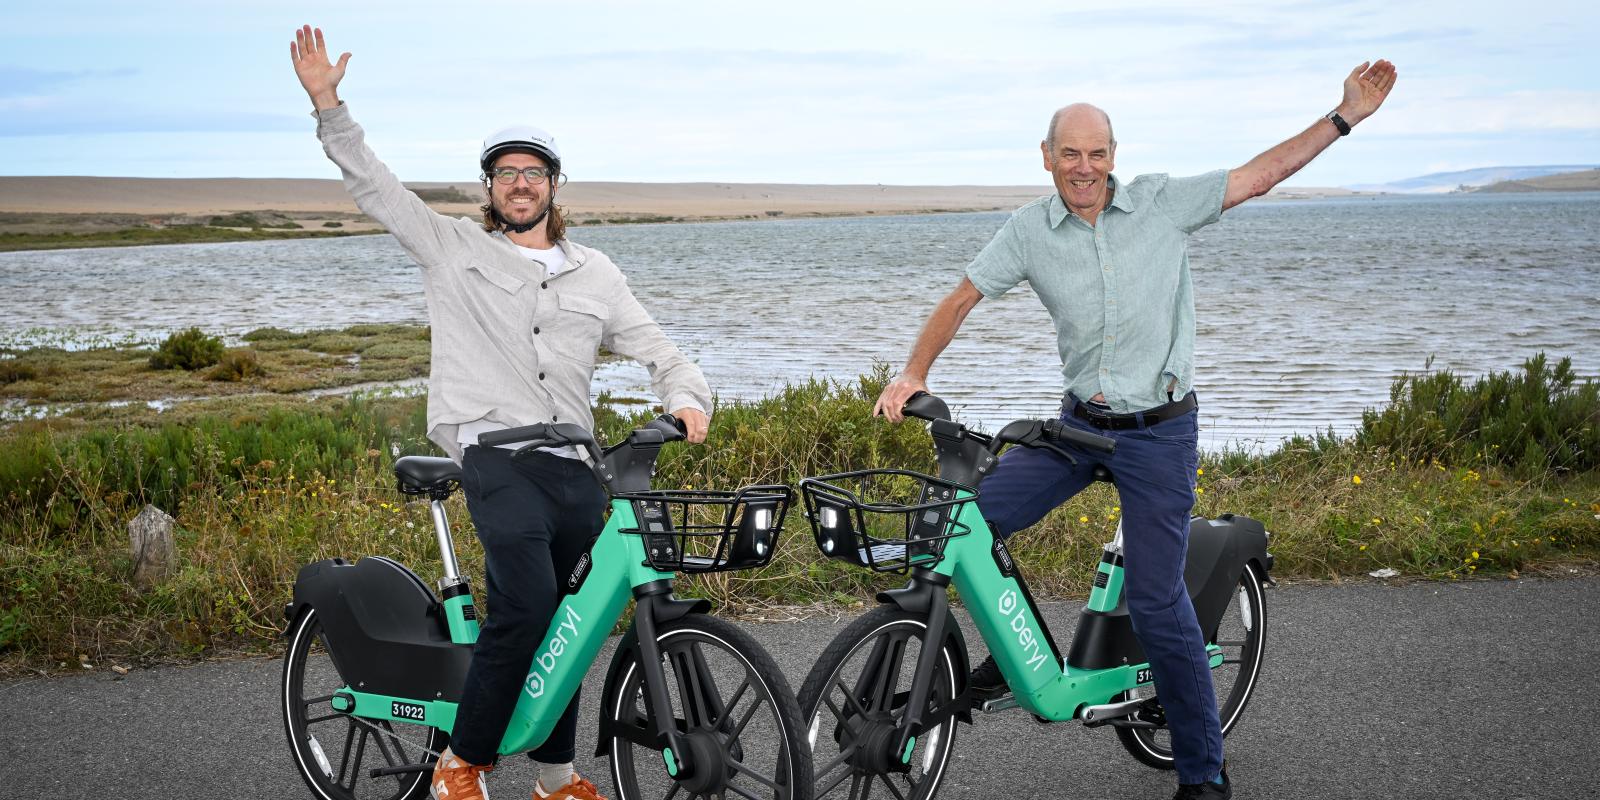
[1048,174,1134,228]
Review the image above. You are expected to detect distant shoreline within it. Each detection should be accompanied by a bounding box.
[0,177,1397,251]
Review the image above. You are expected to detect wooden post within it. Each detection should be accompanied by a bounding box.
[128,505,176,587]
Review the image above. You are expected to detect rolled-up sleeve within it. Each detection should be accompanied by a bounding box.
[965,214,1028,298]
[1155,169,1228,234]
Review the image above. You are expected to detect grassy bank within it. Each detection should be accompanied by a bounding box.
[0,226,371,251]
[2,360,1597,673]
[2,324,432,405]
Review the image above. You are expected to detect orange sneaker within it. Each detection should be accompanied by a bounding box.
[431,746,493,800]
[534,775,606,800]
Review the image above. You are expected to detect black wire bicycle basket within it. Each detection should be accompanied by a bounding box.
[616,485,793,574]
[799,469,978,574]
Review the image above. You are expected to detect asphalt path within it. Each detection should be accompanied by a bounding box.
[5,575,1598,799]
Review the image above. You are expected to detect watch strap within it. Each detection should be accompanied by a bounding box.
[1325,110,1352,136]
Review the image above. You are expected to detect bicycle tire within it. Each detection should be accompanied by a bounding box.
[605,614,814,800]
[282,606,448,800]
[797,606,963,800]
[1115,562,1268,770]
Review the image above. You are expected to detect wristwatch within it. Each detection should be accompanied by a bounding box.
[1325,110,1352,136]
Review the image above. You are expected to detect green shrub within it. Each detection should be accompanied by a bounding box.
[321,221,344,228]
[208,349,266,382]
[208,213,261,228]
[1357,353,1600,474]
[0,359,38,384]
[149,328,225,371]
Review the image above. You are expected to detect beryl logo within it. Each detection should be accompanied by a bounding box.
[998,589,1049,672]
[522,604,583,700]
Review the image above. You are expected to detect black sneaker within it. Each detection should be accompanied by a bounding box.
[1172,764,1231,799]
[968,654,1007,700]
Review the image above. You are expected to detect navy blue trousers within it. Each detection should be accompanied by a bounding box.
[450,447,607,766]
[975,395,1223,783]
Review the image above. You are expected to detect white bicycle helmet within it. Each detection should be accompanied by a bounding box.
[479,126,561,175]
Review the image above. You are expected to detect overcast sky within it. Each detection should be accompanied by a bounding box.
[3,0,1596,186]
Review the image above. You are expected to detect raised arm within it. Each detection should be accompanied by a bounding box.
[1224,60,1397,210]
[873,277,985,422]
[289,25,458,265]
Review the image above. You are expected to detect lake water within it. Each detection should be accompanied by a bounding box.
[2,192,1597,450]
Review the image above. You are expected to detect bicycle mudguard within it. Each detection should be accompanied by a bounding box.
[287,556,473,702]
[1066,514,1271,670]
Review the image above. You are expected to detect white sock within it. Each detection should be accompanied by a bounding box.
[536,762,576,795]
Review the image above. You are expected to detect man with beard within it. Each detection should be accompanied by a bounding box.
[874,61,1396,798]
[290,25,711,800]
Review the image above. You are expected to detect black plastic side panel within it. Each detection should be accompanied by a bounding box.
[1065,514,1269,669]
[290,557,474,702]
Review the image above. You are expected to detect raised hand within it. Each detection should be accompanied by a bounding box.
[1336,59,1397,126]
[290,25,350,111]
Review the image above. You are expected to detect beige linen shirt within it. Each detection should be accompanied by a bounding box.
[316,103,711,462]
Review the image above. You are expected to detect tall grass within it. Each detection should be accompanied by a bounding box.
[1,361,1597,670]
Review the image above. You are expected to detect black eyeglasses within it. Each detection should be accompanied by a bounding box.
[485,167,555,184]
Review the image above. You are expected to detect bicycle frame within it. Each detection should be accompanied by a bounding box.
[325,497,676,755]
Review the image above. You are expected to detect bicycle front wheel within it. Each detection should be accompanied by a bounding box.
[797,606,963,800]
[605,614,813,800]
[282,606,448,800]
[1115,562,1268,770]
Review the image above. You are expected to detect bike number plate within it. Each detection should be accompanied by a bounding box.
[391,701,426,721]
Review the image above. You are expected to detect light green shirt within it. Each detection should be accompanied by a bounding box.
[966,171,1228,413]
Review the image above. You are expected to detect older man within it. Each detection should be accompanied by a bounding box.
[874,61,1397,799]
[291,26,713,800]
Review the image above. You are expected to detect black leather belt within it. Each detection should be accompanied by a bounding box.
[1071,392,1197,430]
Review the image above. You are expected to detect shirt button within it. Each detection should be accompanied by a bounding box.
[1105,336,1114,343]
[552,414,559,421]
[533,326,541,335]
[541,282,548,289]
[1100,368,1108,374]
[538,372,546,380]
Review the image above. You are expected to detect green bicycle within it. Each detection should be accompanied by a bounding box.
[281,415,814,800]
[796,393,1272,798]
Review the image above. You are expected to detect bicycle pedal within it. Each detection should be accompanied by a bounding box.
[979,694,1018,714]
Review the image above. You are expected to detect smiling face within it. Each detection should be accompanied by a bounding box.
[487,151,556,233]
[1040,104,1116,224]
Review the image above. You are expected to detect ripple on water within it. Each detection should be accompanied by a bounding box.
[2,195,1597,451]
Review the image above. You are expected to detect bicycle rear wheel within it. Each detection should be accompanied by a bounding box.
[797,606,963,800]
[282,606,447,800]
[605,615,813,800]
[1115,562,1267,770]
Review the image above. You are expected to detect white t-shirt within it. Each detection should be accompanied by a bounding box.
[459,242,580,458]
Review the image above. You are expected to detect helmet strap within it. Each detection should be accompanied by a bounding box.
[492,193,555,235]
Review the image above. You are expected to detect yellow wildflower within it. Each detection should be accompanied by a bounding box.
[1352,475,1362,485]
[1079,516,1089,523]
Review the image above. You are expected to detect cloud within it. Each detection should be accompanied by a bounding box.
[0,65,137,97]
[0,104,308,137]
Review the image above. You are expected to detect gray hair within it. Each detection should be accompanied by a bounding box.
[1044,104,1116,153]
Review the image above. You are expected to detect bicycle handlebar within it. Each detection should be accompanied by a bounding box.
[898,392,1115,466]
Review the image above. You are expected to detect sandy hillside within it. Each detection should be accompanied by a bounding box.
[0,176,1051,220]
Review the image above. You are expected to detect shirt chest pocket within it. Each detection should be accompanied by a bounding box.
[466,261,527,295]
[542,291,611,362]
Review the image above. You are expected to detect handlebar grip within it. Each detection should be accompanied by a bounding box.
[1043,419,1116,454]
[902,392,952,423]
[476,423,551,448]
[645,413,687,442]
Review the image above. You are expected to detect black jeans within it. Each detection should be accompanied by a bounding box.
[449,447,607,766]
